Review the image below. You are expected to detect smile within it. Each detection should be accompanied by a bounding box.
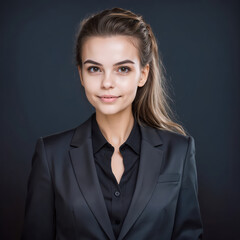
[98,96,120,103]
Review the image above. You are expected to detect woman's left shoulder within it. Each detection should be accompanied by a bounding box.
[155,128,195,150]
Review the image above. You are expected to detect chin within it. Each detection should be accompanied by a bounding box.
[96,109,121,116]
[95,105,132,117]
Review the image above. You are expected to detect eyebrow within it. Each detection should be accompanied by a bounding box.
[83,59,135,66]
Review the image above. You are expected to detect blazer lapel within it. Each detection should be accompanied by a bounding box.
[117,125,164,240]
[69,114,115,240]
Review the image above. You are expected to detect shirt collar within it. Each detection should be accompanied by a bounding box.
[91,112,141,155]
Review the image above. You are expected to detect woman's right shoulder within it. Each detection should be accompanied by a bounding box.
[43,127,76,145]
[35,127,77,153]
[35,114,94,153]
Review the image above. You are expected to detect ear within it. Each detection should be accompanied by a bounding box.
[78,65,84,87]
[138,64,150,87]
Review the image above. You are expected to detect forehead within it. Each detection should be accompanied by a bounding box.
[81,35,140,64]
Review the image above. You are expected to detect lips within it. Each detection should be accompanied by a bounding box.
[99,95,119,98]
[98,95,120,103]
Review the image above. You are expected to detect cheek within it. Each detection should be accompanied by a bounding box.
[82,79,98,94]
[121,77,139,95]
[82,84,96,105]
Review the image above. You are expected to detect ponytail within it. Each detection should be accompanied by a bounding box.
[75,7,187,136]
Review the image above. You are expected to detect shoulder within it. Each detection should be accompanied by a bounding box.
[155,127,195,152]
[159,128,193,143]
[140,123,195,154]
[36,114,93,152]
[36,127,77,153]
[42,127,76,144]
[139,121,194,147]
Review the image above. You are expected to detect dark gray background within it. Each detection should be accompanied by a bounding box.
[1,0,239,239]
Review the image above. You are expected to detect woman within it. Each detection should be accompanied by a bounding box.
[22,7,203,240]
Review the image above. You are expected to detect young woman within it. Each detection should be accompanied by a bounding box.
[22,7,203,240]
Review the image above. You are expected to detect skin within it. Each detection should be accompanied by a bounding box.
[78,35,149,183]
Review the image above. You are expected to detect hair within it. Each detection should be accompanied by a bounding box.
[75,7,187,136]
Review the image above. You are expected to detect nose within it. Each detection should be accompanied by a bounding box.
[101,72,115,89]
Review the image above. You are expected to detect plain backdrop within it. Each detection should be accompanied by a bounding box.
[1,0,239,239]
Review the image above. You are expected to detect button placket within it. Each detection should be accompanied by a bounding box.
[111,183,122,231]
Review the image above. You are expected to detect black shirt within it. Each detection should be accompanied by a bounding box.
[91,113,141,238]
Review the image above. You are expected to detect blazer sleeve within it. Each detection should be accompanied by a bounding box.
[21,138,56,240]
[171,136,203,240]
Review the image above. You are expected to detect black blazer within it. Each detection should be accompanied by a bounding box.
[21,113,203,240]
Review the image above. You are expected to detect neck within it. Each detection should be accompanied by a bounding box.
[95,110,134,148]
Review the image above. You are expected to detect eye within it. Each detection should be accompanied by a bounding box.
[118,66,131,73]
[87,66,101,73]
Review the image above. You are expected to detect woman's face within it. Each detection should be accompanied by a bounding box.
[78,35,149,117]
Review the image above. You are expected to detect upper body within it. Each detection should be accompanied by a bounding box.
[21,112,203,240]
[22,7,203,240]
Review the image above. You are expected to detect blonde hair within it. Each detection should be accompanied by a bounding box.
[75,7,187,136]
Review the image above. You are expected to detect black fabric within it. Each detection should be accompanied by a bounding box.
[91,113,141,239]
[21,112,203,240]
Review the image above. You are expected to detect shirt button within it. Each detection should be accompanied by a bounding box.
[114,191,120,197]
